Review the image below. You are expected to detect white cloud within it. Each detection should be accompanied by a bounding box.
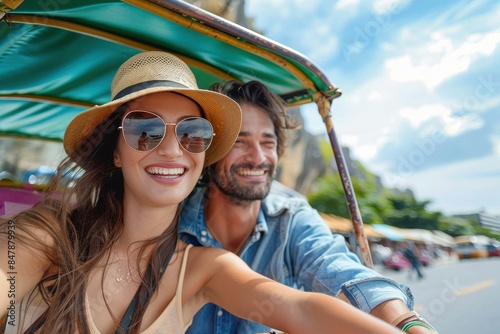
[352,144,378,161]
[475,95,500,112]
[340,134,359,147]
[398,104,484,137]
[303,19,340,61]
[373,0,410,15]
[441,113,484,137]
[247,0,323,18]
[340,136,382,162]
[319,75,420,168]
[399,105,450,128]
[335,0,360,10]
[385,30,500,89]
[492,133,500,155]
[449,0,490,21]
[368,91,383,101]
[383,154,500,215]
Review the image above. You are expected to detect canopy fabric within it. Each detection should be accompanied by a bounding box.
[395,228,457,247]
[0,0,341,143]
[432,230,456,247]
[320,213,384,239]
[395,228,437,245]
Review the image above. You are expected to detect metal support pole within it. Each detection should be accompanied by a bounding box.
[317,96,373,268]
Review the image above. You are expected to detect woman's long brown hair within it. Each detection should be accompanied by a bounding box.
[0,106,179,333]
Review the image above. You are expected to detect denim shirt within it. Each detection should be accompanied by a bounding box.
[179,182,414,334]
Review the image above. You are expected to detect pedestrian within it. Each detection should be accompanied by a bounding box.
[0,51,403,334]
[179,80,437,333]
[403,242,425,280]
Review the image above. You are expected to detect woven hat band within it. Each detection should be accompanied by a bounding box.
[113,80,189,100]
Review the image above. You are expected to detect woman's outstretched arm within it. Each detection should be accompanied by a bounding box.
[200,248,402,334]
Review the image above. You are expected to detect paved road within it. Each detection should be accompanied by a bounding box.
[377,257,500,334]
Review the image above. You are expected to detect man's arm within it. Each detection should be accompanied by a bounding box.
[284,200,437,333]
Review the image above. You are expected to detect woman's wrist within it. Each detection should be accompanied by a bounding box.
[393,311,438,333]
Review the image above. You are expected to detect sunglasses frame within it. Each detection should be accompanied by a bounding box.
[118,110,215,153]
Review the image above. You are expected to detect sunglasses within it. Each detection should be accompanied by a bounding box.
[118,110,214,153]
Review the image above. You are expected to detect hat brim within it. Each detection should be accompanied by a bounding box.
[63,86,242,166]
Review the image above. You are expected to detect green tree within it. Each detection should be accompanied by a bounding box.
[437,216,476,237]
[383,194,441,230]
[308,173,350,218]
[308,145,500,237]
[308,172,392,224]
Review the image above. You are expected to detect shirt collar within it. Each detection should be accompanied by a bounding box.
[179,186,213,245]
[179,185,269,243]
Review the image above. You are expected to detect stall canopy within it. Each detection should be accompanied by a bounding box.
[396,228,436,244]
[432,230,456,248]
[371,224,406,241]
[320,213,384,239]
[395,228,456,247]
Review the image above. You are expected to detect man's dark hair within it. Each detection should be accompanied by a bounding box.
[209,80,299,158]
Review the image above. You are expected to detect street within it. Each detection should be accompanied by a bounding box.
[379,257,500,334]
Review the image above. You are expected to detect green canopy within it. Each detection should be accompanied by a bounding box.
[0,0,340,142]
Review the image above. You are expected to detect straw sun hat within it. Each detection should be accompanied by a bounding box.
[63,51,242,166]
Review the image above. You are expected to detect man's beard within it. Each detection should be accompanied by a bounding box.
[211,163,274,202]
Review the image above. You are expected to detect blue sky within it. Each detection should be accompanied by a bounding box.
[246,0,500,216]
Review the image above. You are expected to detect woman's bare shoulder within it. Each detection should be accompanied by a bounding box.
[184,245,248,279]
[187,245,234,264]
[179,245,237,302]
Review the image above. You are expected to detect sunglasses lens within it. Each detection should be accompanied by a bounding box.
[176,118,214,153]
[122,111,165,151]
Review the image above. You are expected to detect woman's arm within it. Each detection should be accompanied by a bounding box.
[0,219,52,317]
[371,299,437,334]
[201,249,402,334]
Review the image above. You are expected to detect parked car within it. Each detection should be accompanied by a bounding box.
[486,243,500,257]
[383,251,411,271]
[456,242,489,259]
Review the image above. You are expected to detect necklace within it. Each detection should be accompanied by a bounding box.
[105,254,140,297]
[206,223,254,255]
[114,255,139,284]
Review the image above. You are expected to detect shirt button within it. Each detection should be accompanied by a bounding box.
[217,310,223,317]
[201,237,207,243]
[201,230,207,236]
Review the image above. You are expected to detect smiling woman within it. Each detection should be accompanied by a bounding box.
[0,51,403,334]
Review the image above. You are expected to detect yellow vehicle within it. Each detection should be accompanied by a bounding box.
[454,235,489,259]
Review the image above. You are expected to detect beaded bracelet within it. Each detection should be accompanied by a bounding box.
[391,311,438,333]
[402,320,437,332]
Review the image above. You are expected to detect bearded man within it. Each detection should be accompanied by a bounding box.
[179,80,436,334]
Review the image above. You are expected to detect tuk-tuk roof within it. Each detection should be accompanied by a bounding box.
[0,0,341,143]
